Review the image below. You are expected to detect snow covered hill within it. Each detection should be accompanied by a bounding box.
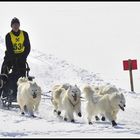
[0,37,140,138]
[28,49,105,92]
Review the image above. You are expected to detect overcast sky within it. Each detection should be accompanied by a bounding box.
[0,2,140,92]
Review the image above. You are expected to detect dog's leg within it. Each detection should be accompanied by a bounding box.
[75,102,82,117]
[68,111,75,123]
[105,112,117,126]
[71,119,75,123]
[101,116,106,121]
[19,105,26,115]
[57,108,61,116]
[78,112,82,117]
[112,120,117,126]
[57,103,62,116]
[64,110,68,121]
[64,117,67,121]
[100,113,106,121]
[53,105,58,114]
[34,99,41,112]
[87,114,93,125]
[21,112,25,115]
[24,105,28,113]
[57,110,61,116]
[27,104,35,117]
[17,98,26,115]
[95,116,100,121]
[52,100,58,113]
[20,107,24,115]
[65,107,75,122]
[112,110,118,121]
[29,110,34,117]
[75,108,82,117]
[88,119,93,125]
[64,110,74,122]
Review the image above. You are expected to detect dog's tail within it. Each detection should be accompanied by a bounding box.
[83,85,94,101]
[17,77,28,86]
[53,88,65,100]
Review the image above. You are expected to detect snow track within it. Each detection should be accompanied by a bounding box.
[0,92,140,138]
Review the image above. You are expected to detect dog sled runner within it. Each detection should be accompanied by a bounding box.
[0,62,34,109]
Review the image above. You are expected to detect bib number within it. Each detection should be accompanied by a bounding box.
[13,43,23,51]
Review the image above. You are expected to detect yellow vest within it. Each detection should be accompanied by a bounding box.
[10,31,25,54]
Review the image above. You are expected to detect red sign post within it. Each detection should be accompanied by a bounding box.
[123,59,137,92]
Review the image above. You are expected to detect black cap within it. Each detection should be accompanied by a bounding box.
[11,17,20,27]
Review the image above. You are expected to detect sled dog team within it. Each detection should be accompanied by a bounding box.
[17,77,126,127]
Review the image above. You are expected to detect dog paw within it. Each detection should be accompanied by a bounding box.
[71,119,75,123]
[31,115,36,118]
[112,120,117,126]
[64,118,67,121]
[57,111,61,116]
[95,116,100,121]
[88,122,93,125]
[78,112,82,117]
[21,112,25,115]
[101,116,106,121]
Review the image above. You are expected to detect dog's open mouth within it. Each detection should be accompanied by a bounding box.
[33,93,37,98]
[72,95,77,101]
[119,104,125,111]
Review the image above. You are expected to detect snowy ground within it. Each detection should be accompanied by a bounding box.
[0,92,140,138]
[0,40,140,138]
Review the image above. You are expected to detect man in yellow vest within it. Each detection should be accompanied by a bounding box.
[1,17,31,77]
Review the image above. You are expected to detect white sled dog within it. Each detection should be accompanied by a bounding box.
[17,77,42,117]
[51,84,82,122]
[92,84,121,121]
[83,85,126,126]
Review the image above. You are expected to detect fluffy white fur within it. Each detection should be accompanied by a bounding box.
[51,83,71,112]
[83,85,126,126]
[52,83,71,92]
[92,84,119,95]
[51,84,82,122]
[17,77,42,117]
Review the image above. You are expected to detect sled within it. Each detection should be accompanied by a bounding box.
[0,62,35,109]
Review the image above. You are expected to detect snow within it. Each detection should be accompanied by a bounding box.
[0,41,140,138]
[0,90,140,138]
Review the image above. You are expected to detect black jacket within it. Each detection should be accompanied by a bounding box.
[4,30,31,62]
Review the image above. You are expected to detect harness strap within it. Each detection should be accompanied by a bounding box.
[0,79,3,89]
[68,98,79,108]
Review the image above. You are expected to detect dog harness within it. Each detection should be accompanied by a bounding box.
[68,98,79,108]
[10,30,25,54]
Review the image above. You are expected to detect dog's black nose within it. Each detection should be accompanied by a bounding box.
[33,92,37,98]
[124,105,126,107]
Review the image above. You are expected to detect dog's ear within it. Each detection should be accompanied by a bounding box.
[38,86,42,93]
[34,82,37,86]
[95,87,99,91]
[31,82,37,87]
[75,84,78,87]
[120,93,124,97]
[29,81,34,86]
[68,85,72,91]
[115,92,118,97]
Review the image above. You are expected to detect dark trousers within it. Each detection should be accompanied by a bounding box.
[1,59,26,77]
